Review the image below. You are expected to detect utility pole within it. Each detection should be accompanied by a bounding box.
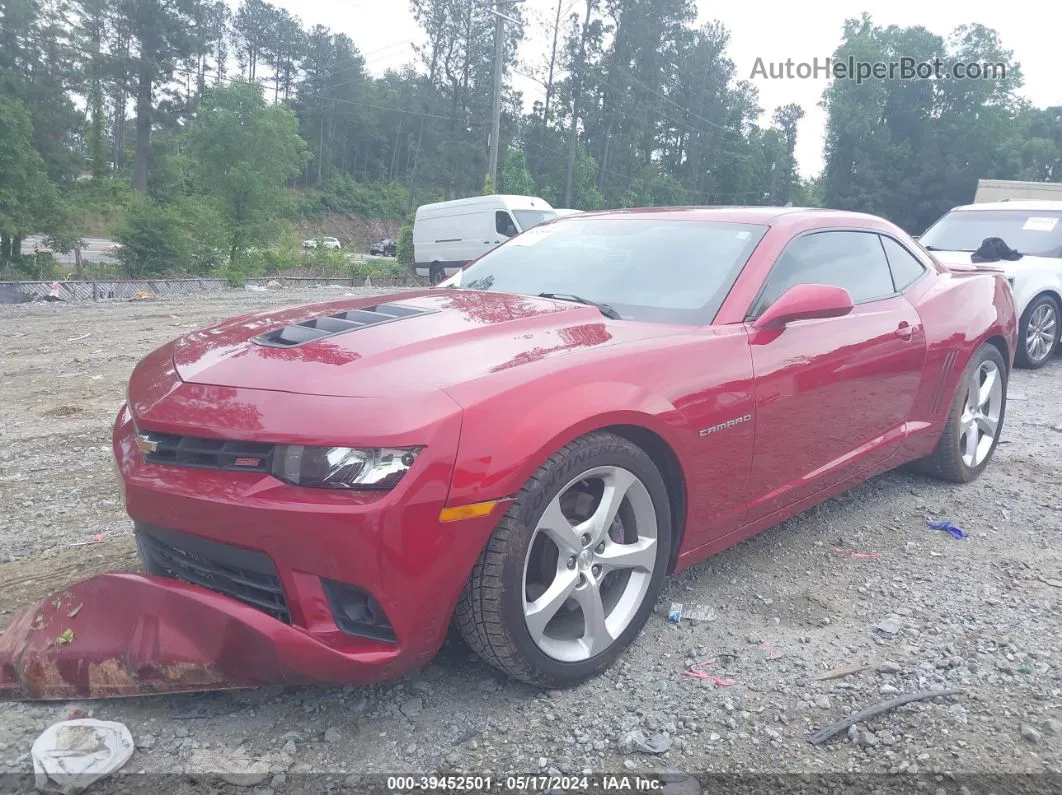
[488,0,523,190]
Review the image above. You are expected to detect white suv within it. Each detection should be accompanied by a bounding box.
[919,201,1062,368]
[302,236,342,250]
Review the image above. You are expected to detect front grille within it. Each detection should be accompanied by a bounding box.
[253,301,435,348]
[136,524,290,624]
[138,430,274,473]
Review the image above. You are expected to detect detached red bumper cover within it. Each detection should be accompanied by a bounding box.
[0,572,408,701]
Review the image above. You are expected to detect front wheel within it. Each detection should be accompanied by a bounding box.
[1015,293,1060,369]
[912,342,1007,483]
[454,432,672,687]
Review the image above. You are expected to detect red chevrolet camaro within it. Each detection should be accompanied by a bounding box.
[0,207,1019,699]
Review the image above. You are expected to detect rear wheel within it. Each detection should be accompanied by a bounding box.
[912,343,1007,483]
[429,262,446,285]
[454,432,671,687]
[1015,293,1060,369]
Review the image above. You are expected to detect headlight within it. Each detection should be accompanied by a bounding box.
[271,446,421,490]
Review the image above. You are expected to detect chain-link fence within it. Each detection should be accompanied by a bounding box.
[0,275,427,303]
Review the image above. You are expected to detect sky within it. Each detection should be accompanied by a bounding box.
[270,0,1062,179]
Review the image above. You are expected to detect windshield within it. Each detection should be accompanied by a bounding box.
[920,209,1062,257]
[455,217,768,324]
[513,209,557,231]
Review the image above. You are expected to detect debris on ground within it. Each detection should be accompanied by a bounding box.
[682,604,717,622]
[619,729,673,755]
[1038,574,1062,588]
[683,658,737,686]
[833,547,880,559]
[31,719,134,795]
[244,284,268,292]
[927,520,969,539]
[808,688,963,745]
[667,603,684,623]
[816,661,872,681]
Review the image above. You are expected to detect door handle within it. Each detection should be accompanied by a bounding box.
[895,321,913,340]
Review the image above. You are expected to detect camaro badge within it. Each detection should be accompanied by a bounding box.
[700,414,752,437]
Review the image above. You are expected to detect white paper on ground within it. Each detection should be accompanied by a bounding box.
[32,719,134,795]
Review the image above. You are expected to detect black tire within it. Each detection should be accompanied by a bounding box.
[1015,293,1061,369]
[429,262,445,285]
[911,342,1007,483]
[454,432,672,688]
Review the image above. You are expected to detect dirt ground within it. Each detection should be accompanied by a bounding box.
[1,289,1061,793]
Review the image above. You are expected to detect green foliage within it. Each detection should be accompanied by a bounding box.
[186,81,310,264]
[0,97,57,246]
[502,147,534,195]
[482,174,495,195]
[822,15,1035,231]
[395,221,414,267]
[114,195,199,275]
[305,175,409,219]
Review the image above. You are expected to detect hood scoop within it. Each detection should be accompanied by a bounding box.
[253,302,436,348]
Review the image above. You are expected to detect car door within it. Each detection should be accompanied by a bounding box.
[743,229,927,522]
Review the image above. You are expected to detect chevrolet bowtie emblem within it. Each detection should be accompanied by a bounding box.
[135,434,159,454]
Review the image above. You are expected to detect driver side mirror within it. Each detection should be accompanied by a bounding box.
[752,284,854,329]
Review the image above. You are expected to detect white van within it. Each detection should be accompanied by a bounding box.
[413,195,556,284]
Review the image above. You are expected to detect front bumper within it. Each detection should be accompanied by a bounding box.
[1,375,507,700]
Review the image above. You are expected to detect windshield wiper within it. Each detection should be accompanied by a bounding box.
[537,292,621,319]
[923,245,973,252]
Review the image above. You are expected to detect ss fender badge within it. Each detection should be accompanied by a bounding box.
[700,414,752,437]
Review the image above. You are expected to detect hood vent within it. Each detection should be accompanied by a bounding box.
[253,302,435,347]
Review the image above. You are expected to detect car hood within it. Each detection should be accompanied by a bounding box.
[929,250,1061,276]
[172,290,680,398]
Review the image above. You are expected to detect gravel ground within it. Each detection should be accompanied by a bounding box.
[1,289,1061,794]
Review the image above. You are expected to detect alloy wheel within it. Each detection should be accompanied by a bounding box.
[521,466,657,663]
[959,359,1003,468]
[1025,302,1058,364]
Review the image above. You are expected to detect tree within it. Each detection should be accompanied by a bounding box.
[186,81,309,265]
[502,146,534,194]
[118,0,207,192]
[0,97,56,266]
[771,103,805,204]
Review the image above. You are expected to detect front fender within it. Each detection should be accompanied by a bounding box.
[445,379,687,507]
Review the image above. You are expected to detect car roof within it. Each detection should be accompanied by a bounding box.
[951,200,1062,212]
[556,206,898,232]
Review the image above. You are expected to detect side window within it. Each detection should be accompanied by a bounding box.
[880,235,927,291]
[495,211,517,238]
[750,231,895,318]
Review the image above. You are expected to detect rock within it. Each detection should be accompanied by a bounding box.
[538,757,548,768]
[814,695,832,710]
[137,734,157,750]
[859,731,879,748]
[876,618,902,635]
[1046,719,1062,736]
[880,684,899,695]
[400,697,423,718]
[877,661,901,674]
[619,729,672,755]
[282,740,296,756]
[1021,725,1042,744]
[623,759,637,770]
[747,632,764,645]
[323,727,341,744]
